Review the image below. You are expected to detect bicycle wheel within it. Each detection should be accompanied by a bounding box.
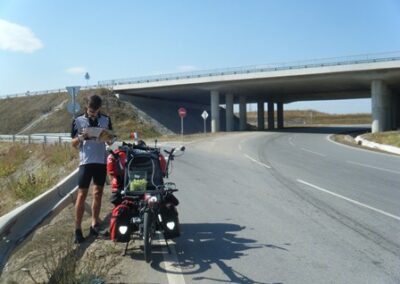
[143,210,153,263]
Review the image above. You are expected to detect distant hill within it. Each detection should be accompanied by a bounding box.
[246,109,371,126]
[0,89,160,139]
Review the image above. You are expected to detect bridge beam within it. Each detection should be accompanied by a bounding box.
[257,99,265,130]
[226,93,234,131]
[371,80,391,133]
[277,102,284,129]
[267,101,275,130]
[239,95,247,131]
[211,90,220,132]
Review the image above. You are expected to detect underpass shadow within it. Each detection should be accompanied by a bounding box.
[151,223,285,284]
[273,125,370,135]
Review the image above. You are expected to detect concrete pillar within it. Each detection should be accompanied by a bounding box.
[225,93,234,131]
[397,94,400,129]
[239,95,247,131]
[267,101,274,130]
[371,80,391,133]
[277,102,284,129]
[257,99,265,130]
[391,94,399,130]
[211,90,220,133]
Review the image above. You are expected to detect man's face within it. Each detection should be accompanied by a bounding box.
[87,107,100,119]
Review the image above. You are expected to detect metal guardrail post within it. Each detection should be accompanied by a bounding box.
[28,135,31,144]
[59,136,62,145]
[43,135,47,144]
[12,135,15,143]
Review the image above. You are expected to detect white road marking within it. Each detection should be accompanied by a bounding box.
[301,148,326,157]
[346,160,400,175]
[244,154,271,169]
[239,144,242,151]
[297,179,400,222]
[288,136,295,146]
[154,235,186,284]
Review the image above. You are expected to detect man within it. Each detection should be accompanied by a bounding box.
[71,94,113,243]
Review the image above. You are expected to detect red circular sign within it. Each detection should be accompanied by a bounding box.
[178,107,187,118]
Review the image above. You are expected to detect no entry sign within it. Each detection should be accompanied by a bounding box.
[178,107,187,118]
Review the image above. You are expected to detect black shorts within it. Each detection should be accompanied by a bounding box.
[78,163,107,189]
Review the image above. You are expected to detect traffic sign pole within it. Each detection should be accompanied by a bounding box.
[181,117,183,138]
[178,107,187,139]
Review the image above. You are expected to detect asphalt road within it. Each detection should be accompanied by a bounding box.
[162,127,400,284]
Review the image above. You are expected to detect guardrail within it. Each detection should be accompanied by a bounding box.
[98,51,400,87]
[0,85,100,101]
[0,134,71,144]
[0,169,79,273]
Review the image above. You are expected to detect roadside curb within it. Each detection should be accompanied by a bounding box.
[354,135,400,155]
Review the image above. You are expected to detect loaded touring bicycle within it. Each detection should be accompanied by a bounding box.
[108,141,184,262]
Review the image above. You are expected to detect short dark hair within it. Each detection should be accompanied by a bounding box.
[88,95,102,110]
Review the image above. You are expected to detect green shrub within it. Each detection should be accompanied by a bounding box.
[12,171,55,201]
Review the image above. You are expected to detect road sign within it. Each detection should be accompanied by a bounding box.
[66,86,81,118]
[201,110,208,133]
[67,102,81,114]
[178,107,187,118]
[66,86,80,97]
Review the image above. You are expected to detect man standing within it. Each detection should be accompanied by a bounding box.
[71,94,113,243]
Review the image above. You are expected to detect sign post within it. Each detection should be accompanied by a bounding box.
[178,107,187,138]
[201,110,209,134]
[66,86,81,118]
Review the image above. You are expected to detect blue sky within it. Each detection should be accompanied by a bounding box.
[1,0,400,113]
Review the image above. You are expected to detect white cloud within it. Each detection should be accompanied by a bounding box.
[177,65,199,72]
[65,67,86,75]
[0,19,43,53]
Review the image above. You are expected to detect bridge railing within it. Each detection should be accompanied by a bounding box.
[0,85,100,101]
[98,51,400,87]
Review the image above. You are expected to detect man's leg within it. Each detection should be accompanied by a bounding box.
[91,185,104,227]
[75,188,89,230]
[75,164,91,243]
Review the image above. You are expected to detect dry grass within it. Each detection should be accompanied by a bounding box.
[0,93,67,134]
[26,88,161,139]
[363,131,400,147]
[246,110,371,125]
[0,142,78,215]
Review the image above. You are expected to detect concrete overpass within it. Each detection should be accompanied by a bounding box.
[99,54,400,133]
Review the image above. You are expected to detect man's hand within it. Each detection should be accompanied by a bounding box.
[71,133,89,148]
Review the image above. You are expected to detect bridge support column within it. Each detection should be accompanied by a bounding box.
[257,99,265,130]
[211,90,220,133]
[371,80,391,133]
[267,101,274,130]
[392,93,399,130]
[239,95,247,131]
[277,102,284,129]
[226,93,234,131]
[397,94,400,129]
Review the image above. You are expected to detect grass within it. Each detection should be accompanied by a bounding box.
[363,131,400,147]
[246,109,371,125]
[0,142,78,215]
[0,92,67,134]
[25,88,161,139]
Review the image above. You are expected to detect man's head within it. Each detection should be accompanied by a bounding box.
[86,95,102,118]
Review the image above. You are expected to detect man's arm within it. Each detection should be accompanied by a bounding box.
[71,119,85,148]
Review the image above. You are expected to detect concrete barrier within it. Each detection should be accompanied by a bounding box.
[0,168,79,273]
[355,135,400,155]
